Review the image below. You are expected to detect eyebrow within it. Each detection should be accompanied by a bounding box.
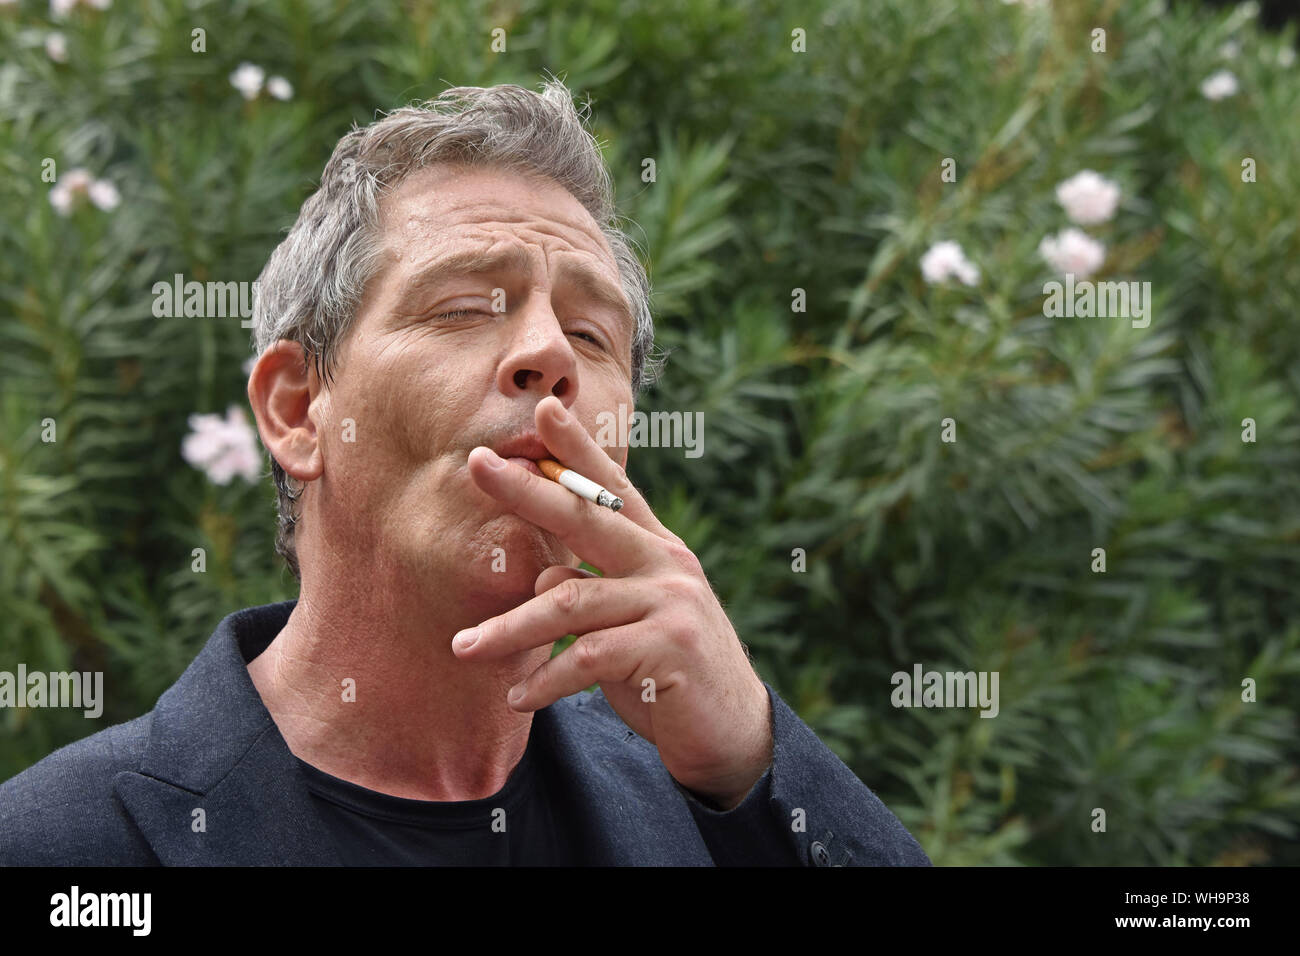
[398,245,634,334]
[555,259,634,330]
[397,246,530,301]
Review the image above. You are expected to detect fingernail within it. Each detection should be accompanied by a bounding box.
[454,628,479,649]
[508,684,525,704]
[481,448,505,470]
[550,402,568,423]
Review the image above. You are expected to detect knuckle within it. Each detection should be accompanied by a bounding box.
[666,621,698,653]
[553,577,584,615]
[570,636,601,673]
[661,573,699,601]
[611,467,636,496]
[664,540,701,575]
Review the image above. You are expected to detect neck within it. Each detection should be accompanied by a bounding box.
[247,546,551,802]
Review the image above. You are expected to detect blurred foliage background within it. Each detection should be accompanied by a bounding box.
[2,0,1298,865]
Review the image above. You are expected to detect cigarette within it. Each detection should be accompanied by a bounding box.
[536,459,624,512]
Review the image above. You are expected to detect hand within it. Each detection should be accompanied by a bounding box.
[454,395,773,809]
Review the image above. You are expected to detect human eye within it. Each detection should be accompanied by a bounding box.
[567,318,615,351]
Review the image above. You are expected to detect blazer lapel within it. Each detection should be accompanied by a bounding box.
[113,601,342,865]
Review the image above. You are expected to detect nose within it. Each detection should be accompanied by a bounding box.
[497,295,579,404]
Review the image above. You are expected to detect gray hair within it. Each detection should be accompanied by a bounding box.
[250,77,663,580]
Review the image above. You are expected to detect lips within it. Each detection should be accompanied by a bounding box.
[505,457,543,476]
[489,432,551,476]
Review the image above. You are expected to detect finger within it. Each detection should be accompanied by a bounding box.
[507,623,646,712]
[467,445,660,575]
[534,396,678,543]
[534,564,599,597]
[454,575,653,661]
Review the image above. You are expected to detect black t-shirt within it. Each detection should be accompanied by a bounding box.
[295,729,578,866]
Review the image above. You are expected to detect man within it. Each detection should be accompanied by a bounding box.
[0,79,929,866]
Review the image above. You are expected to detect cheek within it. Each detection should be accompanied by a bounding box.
[366,349,480,464]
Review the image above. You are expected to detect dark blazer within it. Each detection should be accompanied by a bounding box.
[0,601,930,866]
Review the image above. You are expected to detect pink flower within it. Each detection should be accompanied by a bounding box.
[229,62,264,100]
[1200,70,1239,100]
[182,406,262,485]
[1055,170,1121,225]
[50,0,111,12]
[266,76,293,101]
[87,179,119,211]
[49,168,92,214]
[920,240,980,287]
[45,32,67,62]
[49,168,119,215]
[1038,228,1106,278]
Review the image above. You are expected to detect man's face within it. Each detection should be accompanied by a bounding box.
[308,162,634,598]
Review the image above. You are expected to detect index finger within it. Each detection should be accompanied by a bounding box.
[533,395,679,544]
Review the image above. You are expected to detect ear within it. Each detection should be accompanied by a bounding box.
[247,341,324,483]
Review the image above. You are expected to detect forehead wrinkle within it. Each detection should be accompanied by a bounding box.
[394,243,535,303]
[398,186,575,223]
[392,188,613,253]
